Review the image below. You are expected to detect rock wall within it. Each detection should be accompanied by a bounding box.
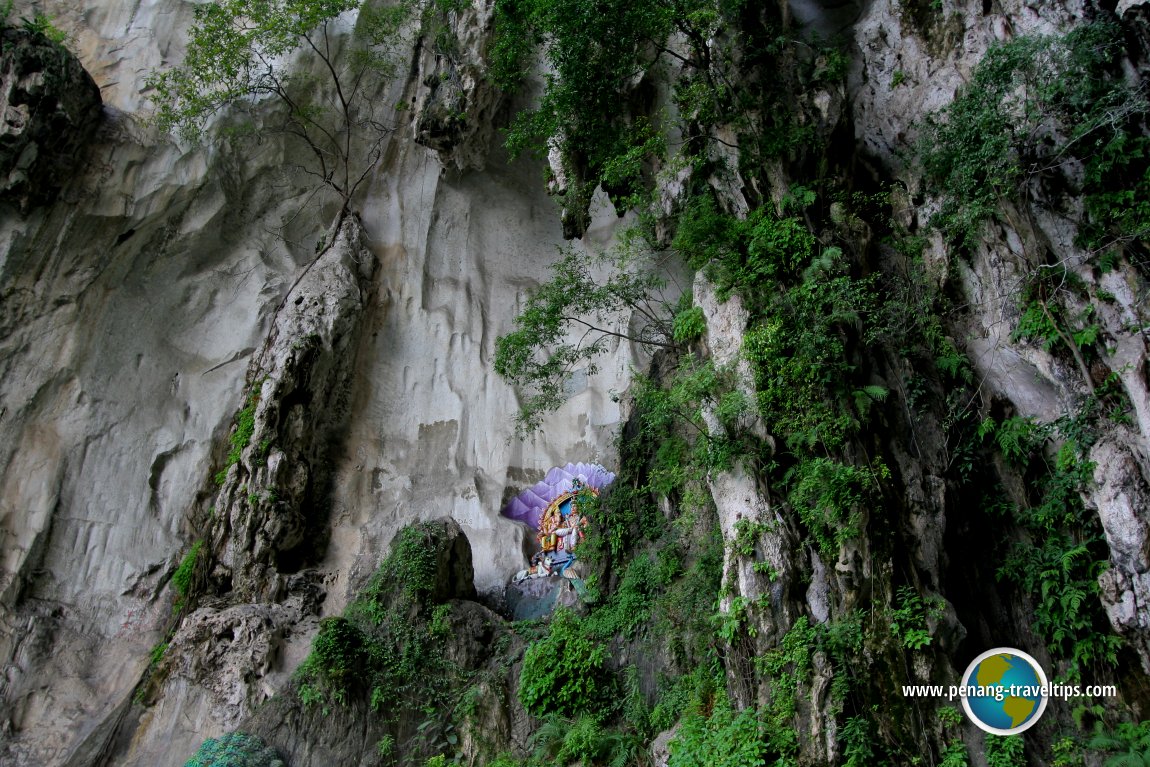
[1,0,1149,764]
[0,1,638,764]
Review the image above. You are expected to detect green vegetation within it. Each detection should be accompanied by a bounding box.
[148,0,413,210]
[490,0,820,231]
[493,242,679,434]
[526,714,646,767]
[937,708,969,767]
[985,734,1026,767]
[668,683,768,767]
[1051,736,1084,767]
[172,540,204,610]
[672,305,707,344]
[1,2,67,44]
[518,608,612,719]
[939,742,970,767]
[671,192,891,562]
[149,642,168,667]
[1010,266,1101,391]
[498,392,725,760]
[755,616,818,760]
[663,613,866,766]
[215,387,260,484]
[295,522,464,714]
[1089,720,1150,766]
[788,458,886,558]
[12,10,68,44]
[982,410,1122,679]
[490,0,675,220]
[183,732,284,767]
[889,585,943,650]
[486,8,1147,766]
[296,522,466,726]
[920,21,1150,250]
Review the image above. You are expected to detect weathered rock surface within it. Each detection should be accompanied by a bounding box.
[0,27,102,211]
[0,2,636,763]
[1094,439,1150,670]
[131,214,378,749]
[2,0,1150,764]
[412,0,504,170]
[213,213,376,603]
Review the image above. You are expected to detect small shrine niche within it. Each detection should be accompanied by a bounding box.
[501,462,615,619]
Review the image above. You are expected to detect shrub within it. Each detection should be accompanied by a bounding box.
[19,11,68,44]
[295,522,465,711]
[1089,720,1150,766]
[183,732,284,767]
[668,687,768,767]
[889,585,943,650]
[985,734,1025,767]
[309,617,367,687]
[990,413,1121,678]
[673,306,707,343]
[787,458,887,557]
[518,609,612,719]
[491,0,673,212]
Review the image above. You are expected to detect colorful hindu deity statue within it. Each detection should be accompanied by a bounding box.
[514,478,592,581]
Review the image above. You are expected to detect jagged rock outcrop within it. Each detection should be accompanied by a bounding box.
[0,26,101,211]
[212,214,376,602]
[137,215,378,744]
[241,519,522,766]
[412,0,504,170]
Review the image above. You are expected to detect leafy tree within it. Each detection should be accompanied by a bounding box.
[492,0,673,219]
[148,0,413,213]
[494,242,681,434]
[490,0,759,234]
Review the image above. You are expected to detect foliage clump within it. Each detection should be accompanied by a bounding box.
[215,387,260,485]
[1089,720,1150,766]
[183,732,284,767]
[172,540,204,610]
[668,684,768,767]
[981,410,1122,679]
[919,21,1150,251]
[518,608,612,719]
[491,0,674,214]
[295,522,463,711]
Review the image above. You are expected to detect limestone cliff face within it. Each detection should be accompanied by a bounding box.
[685,0,1150,762]
[0,1,634,764]
[1,0,1149,765]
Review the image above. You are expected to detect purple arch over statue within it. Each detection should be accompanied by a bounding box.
[501,462,616,530]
